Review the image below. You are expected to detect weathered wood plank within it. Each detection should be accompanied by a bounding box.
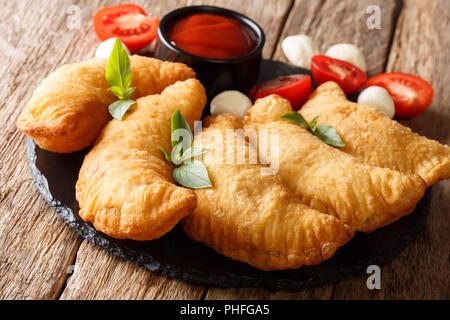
[0,0,92,300]
[205,285,333,300]
[0,181,81,299]
[59,240,204,300]
[54,0,293,299]
[206,0,399,300]
[332,0,450,299]
[273,0,398,76]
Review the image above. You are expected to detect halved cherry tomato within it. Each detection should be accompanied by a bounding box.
[366,73,434,118]
[311,55,366,94]
[93,4,159,52]
[248,75,312,110]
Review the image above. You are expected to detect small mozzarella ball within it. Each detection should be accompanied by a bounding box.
[210,90,253,119]
[282,35,319,70]
[325,43,367,72]
[95,38,130,59]
[358,86,395,118]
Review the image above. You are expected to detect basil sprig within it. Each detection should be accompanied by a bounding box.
[171,109,192,148]
[105,38,136,120]
[159,110,211,189]
[173,160,212,189]
[281,112,345,147]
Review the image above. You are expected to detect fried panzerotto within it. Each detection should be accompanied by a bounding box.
[244,95,426,233]
[16,55,196,153]
[76,79,206,241]
[300,82,450,187]
[182,113,353,271]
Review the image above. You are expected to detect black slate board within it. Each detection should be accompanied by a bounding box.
[25,60,431,290]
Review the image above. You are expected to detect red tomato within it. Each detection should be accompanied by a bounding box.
[311,55,366,94]
[366,73,434,118]
[248,75,312,110]
[93,4,159,52]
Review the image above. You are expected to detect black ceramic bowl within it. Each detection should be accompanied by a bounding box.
[155,6,265,101]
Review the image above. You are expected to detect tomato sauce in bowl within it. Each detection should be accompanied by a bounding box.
[168,13,257,59]
[155,6,265,100]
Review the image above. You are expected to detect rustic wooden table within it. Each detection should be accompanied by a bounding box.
[0,0,448,300]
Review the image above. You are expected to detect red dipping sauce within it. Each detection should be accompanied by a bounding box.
[169,13,257,59]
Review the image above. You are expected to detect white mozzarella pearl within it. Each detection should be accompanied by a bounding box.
[282,35,319,70]
[210,91,253,119]
[358,86,395,118]
[95,38,130,59]
[326,43,367,72]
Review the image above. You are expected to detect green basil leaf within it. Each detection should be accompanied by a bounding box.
[125,87,136,99]
[309,115,320,131]
[158,147,172,162]
[122,65,133,90]
[171,109,193,148]
[109,86,135,100]
[173,160,212,189]
[313,124,346,147]
[105,38,132,97]
[280,112,309,128]
[108,99,136,120]
[171,142,187,165]
[179,146,210,162]
[108,86,127,99]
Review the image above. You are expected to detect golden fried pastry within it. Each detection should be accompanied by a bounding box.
[16,55,196,153]
[182,113,353,271]
[76,79,206,241]
[300,82,450,187]
[244,95,426,233]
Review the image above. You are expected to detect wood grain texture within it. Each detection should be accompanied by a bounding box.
[333,0,450,299]
[205,286,333,300]
[0,179,81,299]
[272,0,398,76]
[206,0,400,300]
[0,0,91,300]
[60,241,204,300]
